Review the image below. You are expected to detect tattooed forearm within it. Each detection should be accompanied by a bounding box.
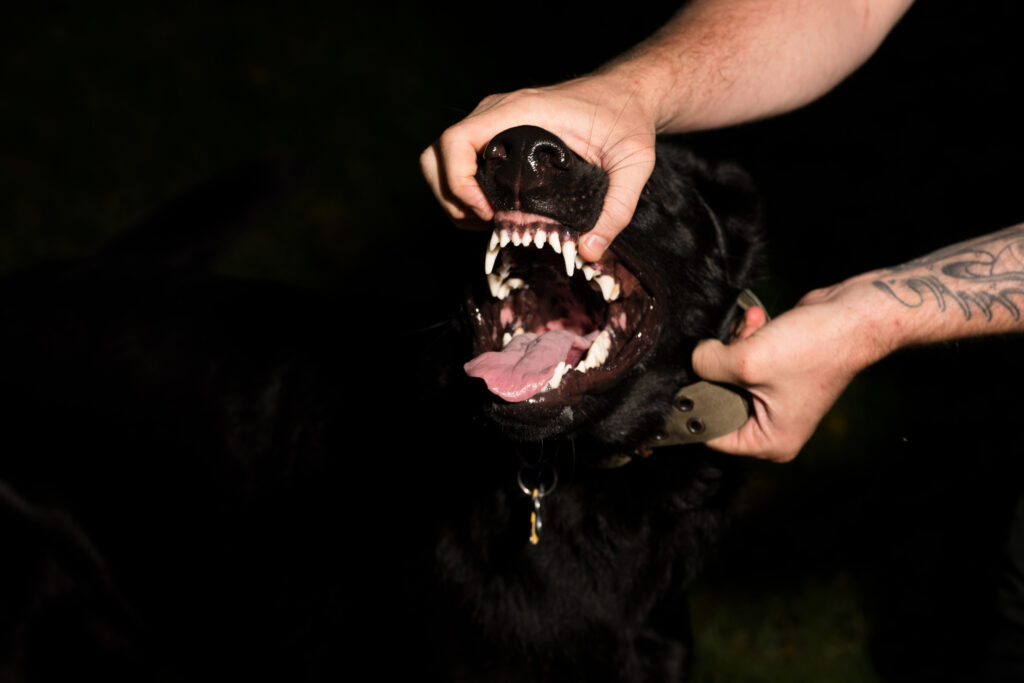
[871,225,1024,322]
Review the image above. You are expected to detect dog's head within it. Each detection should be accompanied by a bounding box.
[463,126,762,452]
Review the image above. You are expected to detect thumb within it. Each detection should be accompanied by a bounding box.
[691,338,739,384]
[578,155,653,262]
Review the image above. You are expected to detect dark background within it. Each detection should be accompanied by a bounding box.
[2,2,1022,680]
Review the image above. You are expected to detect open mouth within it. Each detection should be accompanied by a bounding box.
[464,210,657,404]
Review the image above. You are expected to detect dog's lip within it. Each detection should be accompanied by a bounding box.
[464,214,664,407]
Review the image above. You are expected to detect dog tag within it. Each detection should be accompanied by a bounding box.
[529,486,544,545]
[518,466,557,545]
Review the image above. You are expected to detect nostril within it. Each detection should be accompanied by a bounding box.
[527,140,571,173]
[483,141,508,161]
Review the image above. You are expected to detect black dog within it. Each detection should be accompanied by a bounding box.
[413,126,765,681]
[0,130,762,682]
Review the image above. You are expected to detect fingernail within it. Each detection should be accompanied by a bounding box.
[581,234,608,258]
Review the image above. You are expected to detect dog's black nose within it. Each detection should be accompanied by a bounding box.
[481,125,573,176]
[476,126,607,228]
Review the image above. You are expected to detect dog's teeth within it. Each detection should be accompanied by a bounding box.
[487,273,502,298]
[489,231,499,252]
[575,255,583,271]
[484,245,499,275]
[597,275,616,302]
[498,261,511,279]
[582,265,596,281]
[547,361,568,390]
[502,332,512,348]
[499,229,511,248]
[548,231,562,254]
[563,241,577,277]
[610,281,621,301]
[582,330,611,369]
[513,326,524,337]
[506,277,524,291]
[511,231,522,247]
[522,231,533,247]
[535,229,547,249]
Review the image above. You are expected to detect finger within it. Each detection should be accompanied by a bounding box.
[691,338,740,384]
[420,144,492,231]
[735,306,768,341]
[435,131,493,224]
[578,155,654,262]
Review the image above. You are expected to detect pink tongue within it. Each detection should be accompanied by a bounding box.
[464,330,596,402]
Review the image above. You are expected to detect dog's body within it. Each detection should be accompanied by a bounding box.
[0,131,763,681]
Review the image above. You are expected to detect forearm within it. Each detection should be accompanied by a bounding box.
[596,0,915,133]
[846,223,1024,364]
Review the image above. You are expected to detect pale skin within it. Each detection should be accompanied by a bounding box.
[421,0,1024,461]
[700,225,1024,461]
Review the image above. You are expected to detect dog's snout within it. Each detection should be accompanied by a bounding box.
[476,125,607,229]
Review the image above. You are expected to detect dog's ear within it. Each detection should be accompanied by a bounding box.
[693,161,764,291]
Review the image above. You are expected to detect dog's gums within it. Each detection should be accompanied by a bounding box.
[464,214,653,403]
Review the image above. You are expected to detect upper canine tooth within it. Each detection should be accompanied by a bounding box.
[548,231,562,254]
[535,229,547,249]
[499,229,511,248]
[597,275,616,302]
[563,240,577,277]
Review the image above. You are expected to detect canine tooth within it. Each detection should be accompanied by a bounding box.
[582,330,612,369]
[500,229,511,248]
[522,231,533,246]
[563,240,577,277]
[487,273,502,298]
[484,245,499,275]
[548,231,562,254]
[547,361,568,389]
[597,275,616,302]
[511,231,522,246]
[535,229,547,249]
[582,265,596,281]
[502,332,512,348]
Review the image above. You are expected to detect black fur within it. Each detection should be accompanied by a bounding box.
[0,132,763,682]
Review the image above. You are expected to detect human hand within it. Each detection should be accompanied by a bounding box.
[691,276,891,462]
[419,73,659,262]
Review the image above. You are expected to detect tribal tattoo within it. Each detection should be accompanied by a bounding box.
[872,224,1024,322]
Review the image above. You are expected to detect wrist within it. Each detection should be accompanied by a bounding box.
[803,271,908,373]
